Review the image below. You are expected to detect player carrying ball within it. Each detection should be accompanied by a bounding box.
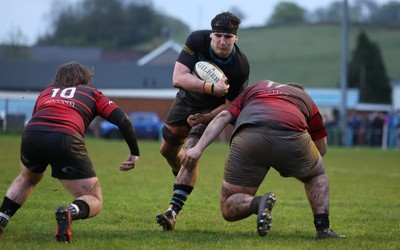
[156,11,250,231]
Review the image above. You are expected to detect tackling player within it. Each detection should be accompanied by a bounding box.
[182,80,346,239]
[0,61,140,243]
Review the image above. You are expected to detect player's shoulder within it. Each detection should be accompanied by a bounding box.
[76,84,104,98]
[188,30,211,43]
[190,29,211,37]
[77,84,97,91]
[234,44,249,60]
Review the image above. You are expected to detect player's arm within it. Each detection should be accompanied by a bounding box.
[314,137,327,156]
[308,111,328,156]
[172,62,206,93]
[182,110,234,164]
[172,62,228,96]
[187,100,231,127]
[107,109,140,156]
[107,109,140,170]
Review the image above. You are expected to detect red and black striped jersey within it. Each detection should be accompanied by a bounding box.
[25,85,119,138]
[227,80,327,141]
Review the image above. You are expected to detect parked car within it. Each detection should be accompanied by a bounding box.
[99,112,164,140]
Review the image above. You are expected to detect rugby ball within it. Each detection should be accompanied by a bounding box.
[193,61,224,84]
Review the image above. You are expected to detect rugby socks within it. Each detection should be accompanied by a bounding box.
[314,213,330,231]
[250,196,261,214]
[67,200,90,220]
[170,184,193,215]
[0,196,21,217]
[0,196,21,232]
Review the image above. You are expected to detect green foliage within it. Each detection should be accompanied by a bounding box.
[0,134,399,249]
[348,31,391,103]
[312,1,366,23]
[0,44,30,59]
[267,2,306,26]
[372,1,400,25]
[37,0,190,49]
[319,1,344,22]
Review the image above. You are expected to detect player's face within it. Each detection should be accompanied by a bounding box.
[210,32,237,59]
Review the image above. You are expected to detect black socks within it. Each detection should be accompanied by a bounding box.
[170,184,193,214]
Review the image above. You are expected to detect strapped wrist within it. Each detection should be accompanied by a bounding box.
[203,82,214,95]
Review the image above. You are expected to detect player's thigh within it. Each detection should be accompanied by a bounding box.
[50,134,96,179]
[20,131,52,174]
[221,180,258,201]
[224,127,270,187]
[161,124,189,148]
[297,155,326,182]
[59,177,102,199]
[20,163,45,184]
[270,130,320,177]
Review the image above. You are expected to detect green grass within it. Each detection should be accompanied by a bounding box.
[235,24,400,87]
[0,134,399,249]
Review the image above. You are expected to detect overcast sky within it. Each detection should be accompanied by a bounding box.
[0,0,394,45]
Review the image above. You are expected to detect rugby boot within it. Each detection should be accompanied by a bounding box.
[156,209,177,231]
[54,206,72,243]
[316,228,346,239]
[257,192,276,236]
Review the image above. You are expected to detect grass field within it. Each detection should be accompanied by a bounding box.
[0,134,399,249]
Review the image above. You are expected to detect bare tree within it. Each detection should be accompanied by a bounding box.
[1,27,29,46]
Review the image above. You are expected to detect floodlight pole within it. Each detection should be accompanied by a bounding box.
[340,0,349,146]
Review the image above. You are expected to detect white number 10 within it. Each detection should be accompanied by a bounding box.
[51,87,76,98]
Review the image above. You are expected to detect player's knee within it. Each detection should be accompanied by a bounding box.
[221,207,236,222]
[220,197,235,221]
[160,142,178,161]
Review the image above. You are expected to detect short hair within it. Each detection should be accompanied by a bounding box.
[211,11,241,35]
[52,61,93,87]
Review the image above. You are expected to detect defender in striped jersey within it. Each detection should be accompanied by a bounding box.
[0,61,140,243]
[182,80,345,239]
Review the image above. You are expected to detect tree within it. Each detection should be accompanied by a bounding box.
[348,31,391,104]
[371,1,400,25]
[353,0,379,23]
[0,28,30,59]
[37,0,190,49]
[312,1,369,23]
[267,2,306,26]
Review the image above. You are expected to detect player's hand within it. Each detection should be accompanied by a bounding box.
[181,147,202,167]
[187,113,204,127]
[119,155,139,171]
[213,76,229,97]
[187,113,212,127]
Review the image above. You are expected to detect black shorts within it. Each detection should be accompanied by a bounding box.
[165,96,215,128]
[163,96,214,144]
[225,126,319,187]
[20,131,96,180]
